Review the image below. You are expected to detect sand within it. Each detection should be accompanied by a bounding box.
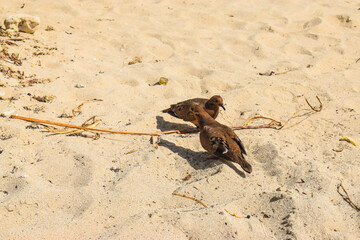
[0,0,359,239]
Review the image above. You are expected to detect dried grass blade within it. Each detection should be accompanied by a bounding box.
[71,98,103,119]
[172,192,208,208]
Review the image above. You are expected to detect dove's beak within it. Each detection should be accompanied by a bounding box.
[220,104,226,110]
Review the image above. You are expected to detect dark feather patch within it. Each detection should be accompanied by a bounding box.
[210,136,229,154]
[233,135,247,155]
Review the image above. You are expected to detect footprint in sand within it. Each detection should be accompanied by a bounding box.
[303,17,322,30]
[257,192,297,239]
[1,175,28,201]
[336,15,353,28]
[121,78,140,87]
[72,154,93,188]
[38,152,93,188]
[251,142,282,176]
[66,191,94,219]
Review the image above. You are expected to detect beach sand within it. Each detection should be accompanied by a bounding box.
[0,0,359,239]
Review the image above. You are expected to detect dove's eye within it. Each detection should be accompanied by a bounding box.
[190,107,194,111]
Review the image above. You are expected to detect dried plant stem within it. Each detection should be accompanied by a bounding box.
[10,96,322,136]
[231,116,282,130]
[280,96,323,129]
[10,114,277,136]
[338,183,360,211]
[231,96,322,130]
[172,193,208,208]
[244,116,280,126]
[305,96,322,112]
[224,209,245,218]
[71,98,103,119]
[10,115,158,135]
[44,116,101,134]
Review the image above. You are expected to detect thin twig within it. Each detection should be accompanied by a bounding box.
[231,121,281,130]
[125,149,139,154]
[280,96,323,129]
[243,116,281,127]
[337,183,360,211]
[231,116,282,130]
[172,192,208,208]
[224,209,245,219]
[305,96,323,112]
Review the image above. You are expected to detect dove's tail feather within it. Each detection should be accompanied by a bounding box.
[236,155,252,173]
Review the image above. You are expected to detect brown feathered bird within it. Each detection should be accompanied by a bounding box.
[162,95,225,127]
[188,104,252,173]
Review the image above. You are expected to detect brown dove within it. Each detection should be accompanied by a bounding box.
[188,104,252,173]
[162,95,225,127]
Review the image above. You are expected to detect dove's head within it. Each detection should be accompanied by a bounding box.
[207,95,225,110]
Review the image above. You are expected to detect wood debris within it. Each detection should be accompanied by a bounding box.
[45,25,54,31]
[128,56,142,65]
[32,95,56,103]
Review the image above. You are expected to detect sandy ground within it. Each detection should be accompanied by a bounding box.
[1,0,360,239]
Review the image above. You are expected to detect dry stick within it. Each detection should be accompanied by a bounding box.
[10,115,160,135]
[10,114,275,136]
[172,193,208,208]
[10,96,322,136]
[338,183,360,211]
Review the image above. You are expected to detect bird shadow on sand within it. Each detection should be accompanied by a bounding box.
[159,138,246,178]
[156,116,197,132]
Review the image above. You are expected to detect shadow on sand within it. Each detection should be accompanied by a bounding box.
[159,138,246,178]
[156,116,197,132]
